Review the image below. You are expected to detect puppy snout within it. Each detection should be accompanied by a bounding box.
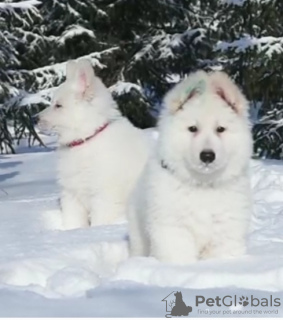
[200,150,215,164]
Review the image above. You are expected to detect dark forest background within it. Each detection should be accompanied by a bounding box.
[0,0,282,159]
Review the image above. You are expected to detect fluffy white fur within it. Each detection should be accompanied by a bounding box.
[40,59,150,229]
[128,70,253,264]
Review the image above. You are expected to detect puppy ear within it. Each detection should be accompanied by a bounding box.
[209,71,248,116]
[163,70,207,114]
[66,60,78,80]
[75,58,96,98]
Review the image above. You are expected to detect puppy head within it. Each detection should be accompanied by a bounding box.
[39,59,113,144]
[159,70,252,183]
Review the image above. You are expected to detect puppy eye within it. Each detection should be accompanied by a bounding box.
[216,126,226,133]
[188,126,198,133]
[55,103,62,109]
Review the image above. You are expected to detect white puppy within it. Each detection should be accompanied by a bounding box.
[128,70,253,264]
[40,59,149,229]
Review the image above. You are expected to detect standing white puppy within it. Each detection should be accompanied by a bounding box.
[40,59,149,229]
[128,70,253,264]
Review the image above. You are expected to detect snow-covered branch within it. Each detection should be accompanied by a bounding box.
[134,28,205,61]
[58,25,95,45]
[110,81,142,96]
[19,47,119,89]
[222,0,273,6]
[216,35,283,57]
[0,0,40,11]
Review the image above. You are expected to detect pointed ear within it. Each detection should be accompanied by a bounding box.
[75,58,96,98]
[163,70,208,114]
[209,71,248,116]
[66,60,78,80]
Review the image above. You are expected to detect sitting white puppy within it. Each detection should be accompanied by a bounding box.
[128,70,253,264]
[40,59,149,229]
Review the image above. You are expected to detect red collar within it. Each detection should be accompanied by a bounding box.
[64,122,111,149]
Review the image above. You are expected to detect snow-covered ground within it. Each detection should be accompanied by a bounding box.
[0,132,283,317]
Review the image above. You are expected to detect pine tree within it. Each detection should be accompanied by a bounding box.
[11,0,156,129]
[3,0,283,159]
[102,0,215,124]
[3,0,216,154]
[0,0,42,153]
[215,0,283,159]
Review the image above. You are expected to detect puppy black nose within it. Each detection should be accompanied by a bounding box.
[200,150,215,164]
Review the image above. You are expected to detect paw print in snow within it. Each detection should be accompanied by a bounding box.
[239,296,249,307]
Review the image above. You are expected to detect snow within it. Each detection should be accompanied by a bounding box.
[223,0,273,5]
[223,0,247,5]
[59,25,95,45]
[13,47,120,108]
[0,0,40,11]
[4,87,54,109]
[109,81,142,95]
[18,87,56,107]
[216,35,283,57]
[166,74,181,84]
[28,47,118,88]
[0,0,41,27]
[134,28,205,61]
[0,131,283,317]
